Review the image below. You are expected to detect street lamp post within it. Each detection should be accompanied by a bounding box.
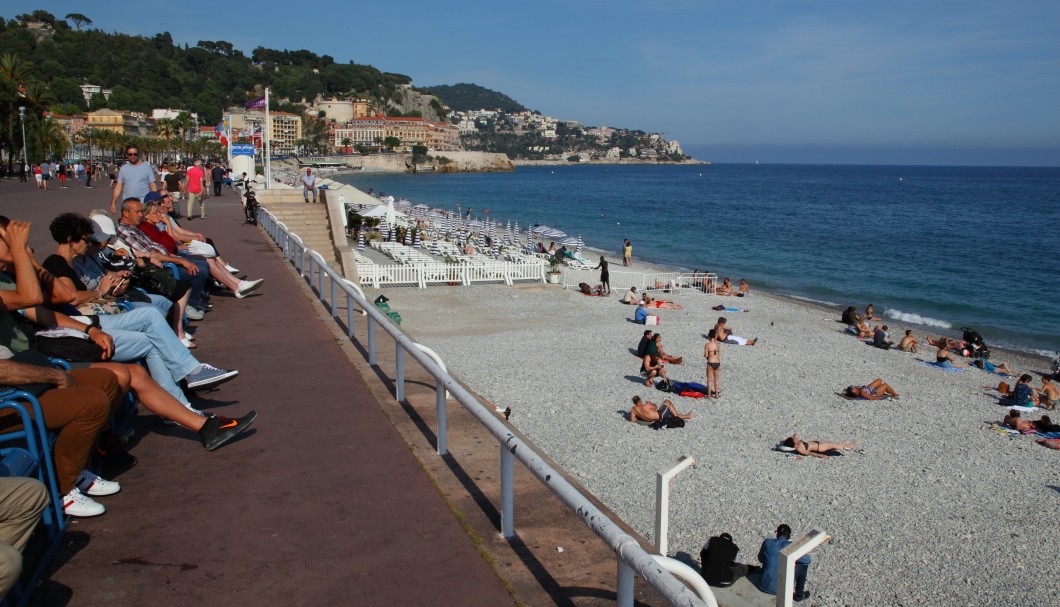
[18,106,28,169]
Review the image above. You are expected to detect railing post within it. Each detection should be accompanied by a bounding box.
[435,380,447,455]
[367,316,377,365]
[346,293,355,337]
[500,441,514,538]
[330,279,337,318]
[395,344,405,402]
[617,560,634,607]
[656,456,696,556]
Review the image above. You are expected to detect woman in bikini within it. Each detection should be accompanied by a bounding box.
[641,293,684,310]
[935,345,965,368]
[1002,410,1037,432]
[704,329,721,398]
[783,432,856,459]
[844,379,899,400]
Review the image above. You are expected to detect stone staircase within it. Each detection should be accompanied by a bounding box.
[257,190,338,255]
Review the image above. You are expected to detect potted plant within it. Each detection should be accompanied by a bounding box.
[546,251,563,284]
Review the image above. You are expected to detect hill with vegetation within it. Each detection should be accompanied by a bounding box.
[419,83,525,113]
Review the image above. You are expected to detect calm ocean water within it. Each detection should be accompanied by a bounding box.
[335,164,1060,355]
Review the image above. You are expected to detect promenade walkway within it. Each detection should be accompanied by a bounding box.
[1,181,514,606]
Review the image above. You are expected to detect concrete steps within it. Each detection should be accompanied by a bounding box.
[259,193,337,253]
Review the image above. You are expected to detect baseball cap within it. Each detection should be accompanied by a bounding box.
[143,191,163,204]
[89,214,117,241]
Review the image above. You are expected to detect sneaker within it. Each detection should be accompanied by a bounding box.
[180,336,196,349]
[185,306,205,320]
[185,364,239,390]
[63,488,106,517]
[235,278,264,299]
[224,264,240,274]
[794,591,811,602]
[76,470,121,496]
[199,411,257,450]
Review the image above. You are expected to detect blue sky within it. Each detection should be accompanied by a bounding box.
[22,1,1060,165]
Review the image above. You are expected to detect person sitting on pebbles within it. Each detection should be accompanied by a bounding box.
[844,379,900,400]
[641,351,667,386]
[621,286,639,304]
[645,333,683,364]
[714,317,756,346]
[628,395,693,424]
[782,432,856,459]
[897,329,919,353]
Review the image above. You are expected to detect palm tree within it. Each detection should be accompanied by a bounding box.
[172,111,193,160]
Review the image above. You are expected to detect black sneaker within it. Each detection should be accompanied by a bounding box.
[199,411,257,451]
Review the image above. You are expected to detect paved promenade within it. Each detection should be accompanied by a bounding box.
[1,180,515,606]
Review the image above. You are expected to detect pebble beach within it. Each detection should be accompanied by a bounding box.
[384,254,1057,607]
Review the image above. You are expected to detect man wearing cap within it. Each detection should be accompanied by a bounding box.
[757,524,812,601]
[185,159,207,219]
[109,144,157,215]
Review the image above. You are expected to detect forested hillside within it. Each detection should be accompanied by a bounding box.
[420,83,525,113]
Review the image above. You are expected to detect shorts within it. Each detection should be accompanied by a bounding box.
[41,174,50,181]
[658,406,672,420]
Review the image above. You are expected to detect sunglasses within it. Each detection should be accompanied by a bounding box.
[127,152,139,157]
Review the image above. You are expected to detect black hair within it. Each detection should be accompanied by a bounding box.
[48,213,94,244]
[777,524,792,538]
[782,437,795,448]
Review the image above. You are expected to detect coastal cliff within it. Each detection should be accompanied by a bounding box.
[345,151,514,173]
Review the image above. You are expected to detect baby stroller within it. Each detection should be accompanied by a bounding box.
[243,187,259,225]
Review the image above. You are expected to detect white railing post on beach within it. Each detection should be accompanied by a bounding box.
[656,455,696,556]
[652,556,719,607]
[500,440,514,538]
[616,560,634,607]
[777,530,830,607]
[258,217,709,607]
[395,344,405,402]
[435,380,447,455]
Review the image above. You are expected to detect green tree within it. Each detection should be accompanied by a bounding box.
[383,136,400,150]
[65,13,92,31]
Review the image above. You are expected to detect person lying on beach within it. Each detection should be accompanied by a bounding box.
[872,325,893,349]
[927,335,963,350]
[621,286,639,304]
[737,279,750,296]
[844,379,899,400]
[628,395,693,423]
[645,333,683,364]
[1002,409,1038,432]
[641,353,667,386]
[935,345,965,368]
[716,277,735,296]
[1034,415,1059,433]
[970,358,1016,376]
[641,293,684,310]
[782,433,856,459]
[1036,375,1058,410]
[864,304,881,321]
[897,330,919,353]
[714,317,756,346]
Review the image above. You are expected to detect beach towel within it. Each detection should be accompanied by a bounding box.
[678,390,705,398]
[919,361,964,372]
[671,381,708,393]
[712,305,747,312]
[1002,404,1038,413]
[835,391,893,401]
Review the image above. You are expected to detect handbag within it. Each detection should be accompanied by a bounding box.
[133,263,178,299]
[29,328,104,363]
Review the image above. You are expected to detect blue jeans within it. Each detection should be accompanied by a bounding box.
[179,256,211,308]
[98,307,199,405]
[794,562,809,597]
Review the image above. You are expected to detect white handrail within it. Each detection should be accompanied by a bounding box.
[651,555,719,607]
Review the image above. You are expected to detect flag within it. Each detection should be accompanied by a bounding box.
[215,122,228,147]
[245,96,266,110]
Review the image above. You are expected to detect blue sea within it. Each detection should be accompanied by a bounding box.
[335,164,1060,355]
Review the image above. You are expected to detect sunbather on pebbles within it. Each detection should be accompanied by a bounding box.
[714,317,756,346]
[628,395,693,423]
[844,379,899,400]
[642,293,684,310]
[783,433,856,459]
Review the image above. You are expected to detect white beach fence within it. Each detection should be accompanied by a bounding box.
[255,206,714,607]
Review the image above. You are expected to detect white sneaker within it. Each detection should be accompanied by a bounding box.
[63,488,106,517]
[180,336,196,349]
[76,470,121,496]
[225,264,240,274]
[235,278,264,299]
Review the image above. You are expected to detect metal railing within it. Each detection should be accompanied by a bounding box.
[561,268,718,294]
[258,208,706,607]
[353,259,546,288]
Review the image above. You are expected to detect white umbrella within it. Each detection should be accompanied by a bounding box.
[386,197,397,228]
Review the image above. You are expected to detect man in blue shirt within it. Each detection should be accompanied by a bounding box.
[757,524,811,602]
[634,301,649,324]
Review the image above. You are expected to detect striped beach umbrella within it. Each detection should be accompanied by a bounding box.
[478,230,486,249]
[357,231,365,251]
[430,238,440,256]
[404,228,412,246]
[575,234,583,255]
[378,218,389,236]
[413,229,422,248]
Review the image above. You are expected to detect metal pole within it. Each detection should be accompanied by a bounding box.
[19,106,28,166]
[617,560,634,607]
[500,442,514,538]
[367,317,377,365]
[655,456,696,556]
[435,380,447,455]
[395,345,405,402]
